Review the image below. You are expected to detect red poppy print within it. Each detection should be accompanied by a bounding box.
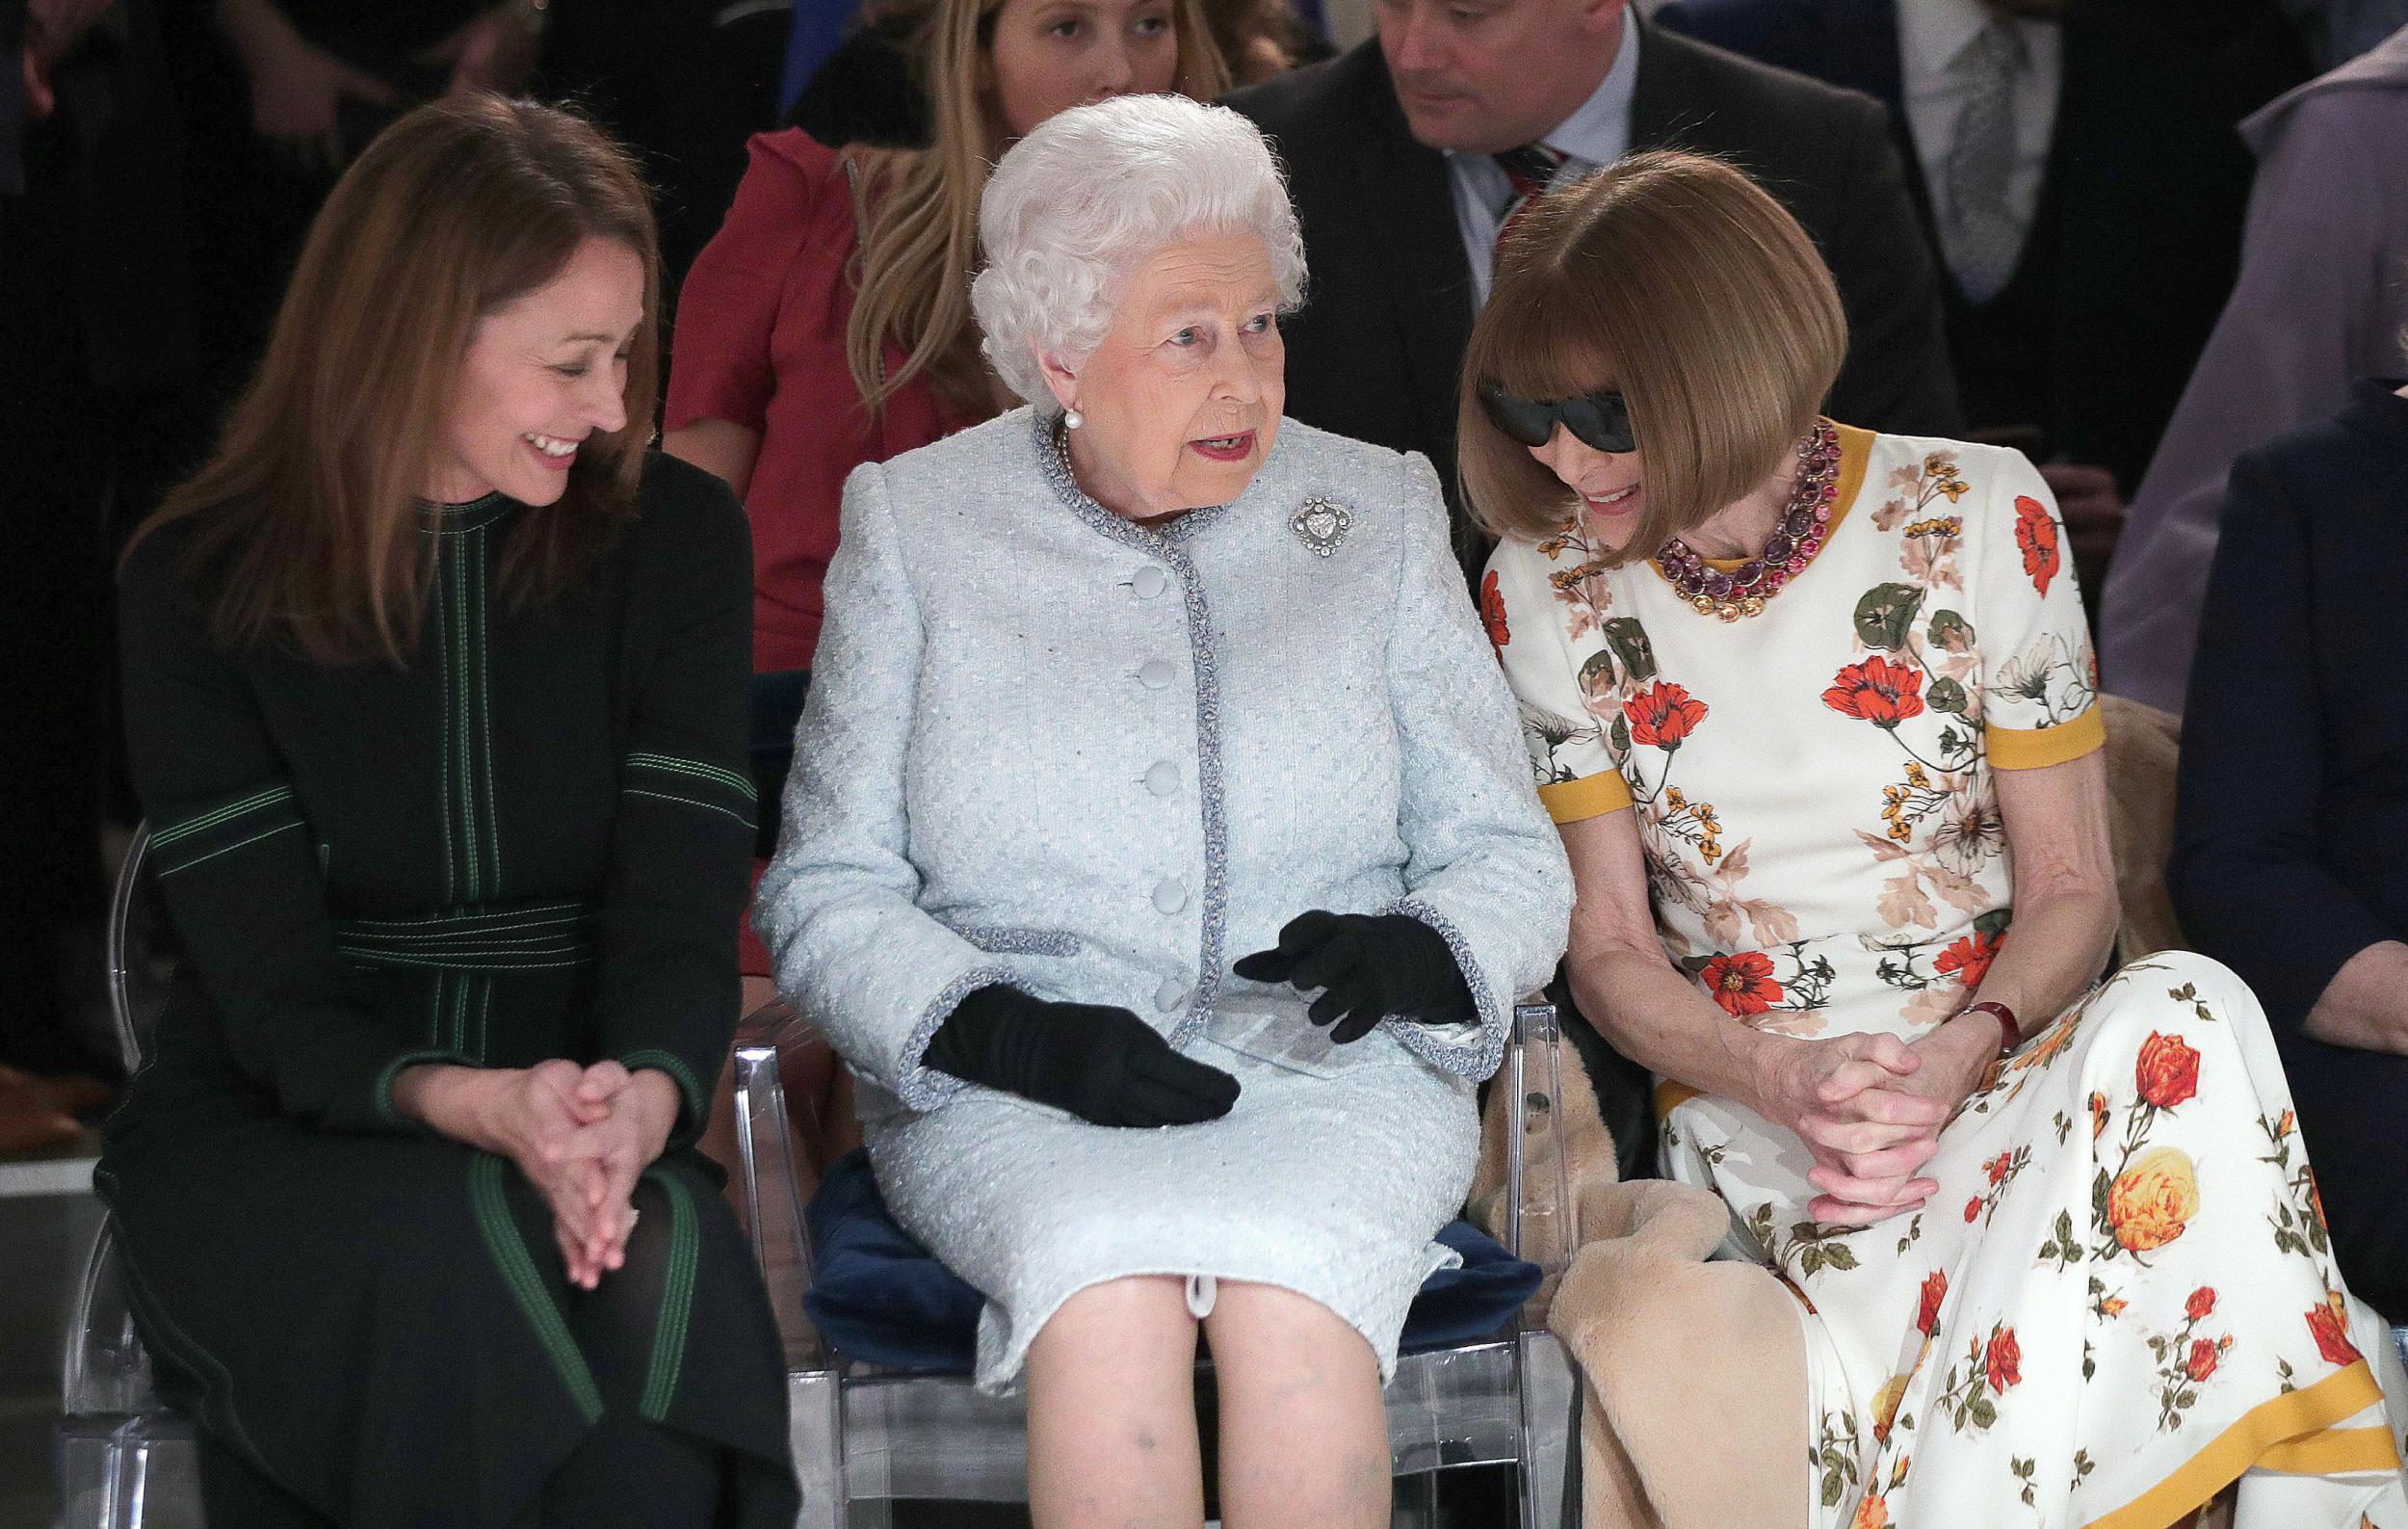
[1480,570,1510,648]
[1935,930,2003,988]
[1624,680,1708,749]
[1821,656,1926,727]
[2014,495,2059,596]
[1700,951,1783,1017]
[2135,1033,2201,1111]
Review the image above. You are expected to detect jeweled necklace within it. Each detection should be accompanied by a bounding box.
[1652,420,1841,621]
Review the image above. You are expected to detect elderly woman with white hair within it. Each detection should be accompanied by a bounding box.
[756,93,1571,1527]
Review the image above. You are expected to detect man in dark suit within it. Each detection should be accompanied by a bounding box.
[1224,0,1960,571]
[1650,0,2311,598]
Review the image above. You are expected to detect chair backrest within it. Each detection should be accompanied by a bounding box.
[105,824,177,1073]
[2098,695,2186,963]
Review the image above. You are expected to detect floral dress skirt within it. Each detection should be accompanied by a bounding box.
[1664,953,2408,1529]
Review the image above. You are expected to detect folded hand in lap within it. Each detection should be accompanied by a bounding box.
[1233,909,1477,1041]
[929,985,1240,1127]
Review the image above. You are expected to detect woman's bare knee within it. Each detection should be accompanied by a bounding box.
[1029,1276,1200,1379]
[1203,1281,1379,1384]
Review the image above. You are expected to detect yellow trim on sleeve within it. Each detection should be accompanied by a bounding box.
[1654,1080,1703,1119]
[1538,770,1634,824]
[1986,705,2107,770]
[2081,1363,2395,1529]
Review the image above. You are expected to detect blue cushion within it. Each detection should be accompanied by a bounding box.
[802,1149,1542,1373]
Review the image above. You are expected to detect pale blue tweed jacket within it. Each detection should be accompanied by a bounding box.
[756,408,1571,1387]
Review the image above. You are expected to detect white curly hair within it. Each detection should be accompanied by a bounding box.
[970,94,1308,415]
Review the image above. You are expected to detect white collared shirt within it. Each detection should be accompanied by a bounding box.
[1898,0,2062,259]
[1444,18,1642,306]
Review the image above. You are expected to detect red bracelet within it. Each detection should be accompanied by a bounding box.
[1961,1000,2021,1065]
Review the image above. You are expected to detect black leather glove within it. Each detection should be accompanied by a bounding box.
[1231,910,1479,1043]
[926,984,1240,1127]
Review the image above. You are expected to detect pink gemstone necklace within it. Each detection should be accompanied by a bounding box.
[1652,420,1842,621]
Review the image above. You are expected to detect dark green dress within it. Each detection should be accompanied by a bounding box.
[97,455,798,1528]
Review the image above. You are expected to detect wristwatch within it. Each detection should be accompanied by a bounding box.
[1961,999,2022,1065]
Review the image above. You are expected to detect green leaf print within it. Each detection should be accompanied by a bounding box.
[1603,618,1659,685]
[1579,647,1619,699]
[1928,677,1969,716]
[1928,609,1976,654]
[1854,583,1925,650]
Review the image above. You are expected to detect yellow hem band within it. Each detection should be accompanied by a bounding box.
[1538,771,1634,824]
[1988,705,2107,770]
[2081,1362,2395,1529]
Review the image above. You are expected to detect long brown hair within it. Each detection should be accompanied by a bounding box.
[1458,151,1845,555]
[129,94,663,667]
[844,0,1231,418]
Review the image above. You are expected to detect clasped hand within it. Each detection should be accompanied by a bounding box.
[1756,1016,1995,1227]
[397,1060,679,1289]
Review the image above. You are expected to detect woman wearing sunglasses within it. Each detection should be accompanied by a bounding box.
[1471,150,2407,1528]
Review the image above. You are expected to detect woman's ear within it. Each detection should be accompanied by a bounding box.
[1036,348,1081,415]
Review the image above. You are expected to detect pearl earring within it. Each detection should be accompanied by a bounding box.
[1063,408,1085,430]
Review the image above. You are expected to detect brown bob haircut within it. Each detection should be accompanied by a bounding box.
[129,94,662,667]
[1458,150,1846,557]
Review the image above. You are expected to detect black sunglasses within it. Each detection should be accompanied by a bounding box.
[1476,382,1637,455]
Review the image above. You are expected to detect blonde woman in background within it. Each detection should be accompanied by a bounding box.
[666,0,1229,864]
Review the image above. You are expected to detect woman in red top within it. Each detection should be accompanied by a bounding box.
[666,0,1233,863]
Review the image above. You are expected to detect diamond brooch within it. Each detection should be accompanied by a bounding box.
[1290,496,1352,558]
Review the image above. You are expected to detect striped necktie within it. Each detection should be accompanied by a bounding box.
[1492,142,1568,272]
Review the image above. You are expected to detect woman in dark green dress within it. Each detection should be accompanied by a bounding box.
[98,95,797,1529]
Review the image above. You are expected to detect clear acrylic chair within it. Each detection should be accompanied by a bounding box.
[59,821,1584,1528]
[726,994,1584,1529]
[56,823,205,1529]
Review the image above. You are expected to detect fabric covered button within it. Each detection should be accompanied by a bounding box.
[1139,659,1176,689]
[1133,567,1169,599]
[1152,878,1188,914]
[1154,978,1188,1013]
[1143,761,1179,798]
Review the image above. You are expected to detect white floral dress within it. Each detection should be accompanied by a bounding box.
[1485,425,2408,1528]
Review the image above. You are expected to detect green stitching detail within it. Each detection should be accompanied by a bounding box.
[476,534,502,890]
[435,545,458,905]
[338,950,593,971]
[469,1155,605,1422]
[639,1168,701,1421]
[621,788,756,830]
[476,978,491,1064]
[626,753,757,803]
[154,820,302,878]
[341,901,588,929]
[150,785,293,847]
[451,970,470,1052]
[373,1045,470,1126]
[452,538,480,903]
[337,920,587,943]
